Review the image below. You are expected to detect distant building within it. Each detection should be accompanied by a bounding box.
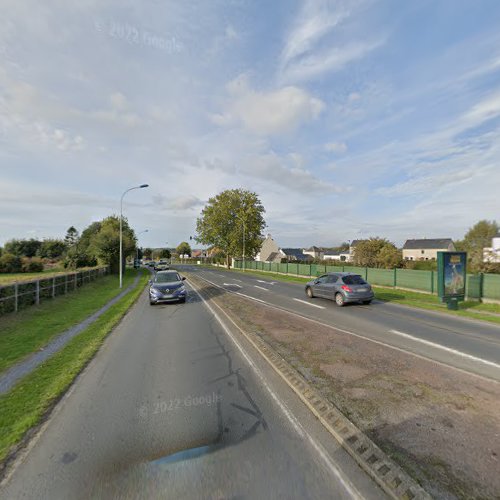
[323,251,350,262]
[303,246,325,260]
[483,234,500,263]
[256,234,281,262]
[281,248,312,262]
[402,238,455,261]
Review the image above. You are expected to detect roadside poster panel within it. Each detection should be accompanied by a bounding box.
[437,251,467,309]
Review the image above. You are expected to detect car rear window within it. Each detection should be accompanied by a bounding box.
[342,275,366,285]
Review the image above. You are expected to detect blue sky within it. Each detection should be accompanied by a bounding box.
[1,0,500,249]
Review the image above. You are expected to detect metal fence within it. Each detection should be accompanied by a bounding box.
[233,261,500,302]
[0,267,109,316]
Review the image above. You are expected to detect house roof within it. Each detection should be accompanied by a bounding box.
[350,240,366,247]
[280,248,312,261]
[403,238,453,250]
[267,251,279,261]
[305,246,322,252]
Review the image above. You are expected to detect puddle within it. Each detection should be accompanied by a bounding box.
[151,444,219,466]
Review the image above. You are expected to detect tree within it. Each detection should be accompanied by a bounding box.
[458,220,499,271]
[142,247,153,259]
[176,242,191,257]
[196,189,266,268]
[4,238,42,257]
[353,238,400,268]
[64,226,79,248]
[0,253,23,273]
[89,216,136,273]
[159,248,171,259]
[39,239,67,259]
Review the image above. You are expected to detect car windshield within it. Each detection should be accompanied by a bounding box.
[342,275,366,285]
[154,273,180,283]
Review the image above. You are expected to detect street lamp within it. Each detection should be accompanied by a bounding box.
[120,184,149,288]
[136,229,149,263]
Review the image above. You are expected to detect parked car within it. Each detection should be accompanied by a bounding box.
[154,260,169,271]
[305,272,374,306]
[149,270,187,304]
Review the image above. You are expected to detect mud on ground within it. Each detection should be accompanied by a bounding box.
[190,276,500,500]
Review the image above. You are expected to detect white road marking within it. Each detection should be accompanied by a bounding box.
[389,329,500,369]
[223,283,242,288]
[233,279,243,282]
[256,279,277,285]
[254,285,270,291]
[189,280,363,500]
[293,298,326,310]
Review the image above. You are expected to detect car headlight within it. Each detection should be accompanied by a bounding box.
[177,286,186,292]
[150,288,161,296]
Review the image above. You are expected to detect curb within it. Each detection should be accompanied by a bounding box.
[189,274,431,500]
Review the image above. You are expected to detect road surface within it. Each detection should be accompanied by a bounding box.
[183,265,500,382]
[1,278,385,499]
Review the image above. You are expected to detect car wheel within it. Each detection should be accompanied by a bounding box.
[306,287,314,298]
[150,301,155,305]
[362,300,372,305]
[179,297,186,303]
[335,293,345,307]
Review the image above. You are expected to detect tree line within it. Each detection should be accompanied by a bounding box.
[0,215,138,274]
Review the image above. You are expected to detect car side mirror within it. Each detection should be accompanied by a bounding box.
[313,279,319,284]
[182,276,186,280]
[148,280,152,285]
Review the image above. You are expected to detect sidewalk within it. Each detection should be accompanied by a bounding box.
[0,273,142,394]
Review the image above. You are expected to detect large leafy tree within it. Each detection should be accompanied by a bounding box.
[4,238,42,257]
[196,189,266,268]
[456,220,499,270]
[39,239,67,259]
[176,242,191,257]
[89,216,136,273]
[353,237,401,268]
[64,226,79,248]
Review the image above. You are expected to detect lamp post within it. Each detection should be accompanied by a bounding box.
[136,229,149,264]
[120,184,149,288]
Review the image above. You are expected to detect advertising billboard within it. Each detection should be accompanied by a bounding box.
[437,251,467,302]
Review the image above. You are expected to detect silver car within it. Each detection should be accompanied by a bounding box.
[305,272,374,306]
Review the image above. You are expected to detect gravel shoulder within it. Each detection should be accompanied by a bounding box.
[187,273,500,500]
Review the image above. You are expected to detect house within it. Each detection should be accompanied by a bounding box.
[256,234,281,262]
[303,246,325,260]
[483,234,500,263]
[281,248,313,262]
[323,250,350,262]
[402,238,455,261]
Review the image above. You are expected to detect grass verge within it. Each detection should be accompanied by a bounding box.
[0,271,148,467]
[203,266,500,325]
[0,270,137,374]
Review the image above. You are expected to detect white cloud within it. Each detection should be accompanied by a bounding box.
[324,141,347,153]
[213,75,325,135]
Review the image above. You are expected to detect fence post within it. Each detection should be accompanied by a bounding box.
[35,280,40,305]
[430,271,434,294]
[365,267,368,280]
[393,268,397,287]
[65,274,68,294]
[52,277,56,298]
[14,283,18,312]
[479,273,484,301]
[74,273,77,290]
[286,262,289,275]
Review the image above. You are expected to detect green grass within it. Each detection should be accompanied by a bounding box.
[206,266,500,325]
[0,267,98,285]
[0,271,148,464]
[0,269,137,374]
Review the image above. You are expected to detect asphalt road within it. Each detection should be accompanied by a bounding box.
[182,265,500,382]
[0,278,385,499]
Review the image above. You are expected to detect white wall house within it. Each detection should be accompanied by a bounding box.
[483,236,500,263]
[402,238,455,260]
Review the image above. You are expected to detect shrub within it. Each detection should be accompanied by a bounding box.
[22,258,44,273]
[0,253,23,273]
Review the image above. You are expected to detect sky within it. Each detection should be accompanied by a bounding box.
[1,0,500,249]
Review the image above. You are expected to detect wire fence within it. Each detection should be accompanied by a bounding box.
[233,261,500,302]
[0,267,109,317]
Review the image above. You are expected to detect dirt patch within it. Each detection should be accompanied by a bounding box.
[190,275,500,500]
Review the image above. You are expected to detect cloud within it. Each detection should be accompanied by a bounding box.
[212,75,325,135]
[279,0,384,83]
[324,141,347,153]
[153,194,205,210]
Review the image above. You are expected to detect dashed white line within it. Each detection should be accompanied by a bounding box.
[254,285,270,291]
[224,283,242,288]
[389,329,500,369]
[293,298,325,310]
[236,292,267,304]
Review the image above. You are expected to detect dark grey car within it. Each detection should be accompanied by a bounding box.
[149,270,187,305]
[305,272,374,306]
